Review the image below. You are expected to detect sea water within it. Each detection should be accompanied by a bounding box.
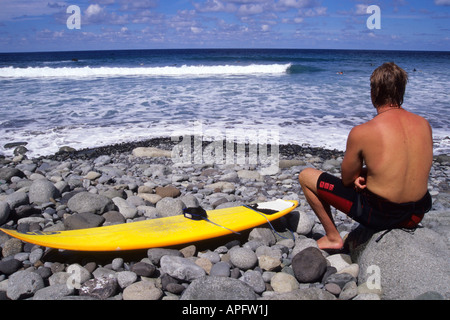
[0,49,448,158]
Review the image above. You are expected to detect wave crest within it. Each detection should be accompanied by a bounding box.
[0,64,291,79]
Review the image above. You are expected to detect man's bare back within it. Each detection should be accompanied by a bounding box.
[344,107,433,203]
[299,62,433,250]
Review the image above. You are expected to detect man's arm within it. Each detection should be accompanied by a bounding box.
[341,126,364,187]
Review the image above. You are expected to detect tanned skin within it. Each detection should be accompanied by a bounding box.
[299,95,433,250]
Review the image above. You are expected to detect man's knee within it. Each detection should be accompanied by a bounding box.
[298,168,323,187]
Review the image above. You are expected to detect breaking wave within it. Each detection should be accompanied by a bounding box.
[0,64,292,79]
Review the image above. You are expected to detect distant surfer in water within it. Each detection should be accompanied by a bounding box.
[298,62,433,251]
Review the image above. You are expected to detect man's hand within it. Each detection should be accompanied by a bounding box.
[354,167,368,191]
[354,176,367,191]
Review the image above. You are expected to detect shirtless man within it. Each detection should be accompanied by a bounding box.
[298,62,433,250]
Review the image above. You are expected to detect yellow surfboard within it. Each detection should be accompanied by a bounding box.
[1,200,298,252]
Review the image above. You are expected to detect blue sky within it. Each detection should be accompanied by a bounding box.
[0,0,449,52]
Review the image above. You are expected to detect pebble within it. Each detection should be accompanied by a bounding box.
[0,137,447,300]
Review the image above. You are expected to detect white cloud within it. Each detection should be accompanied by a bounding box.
[86,4,103,17]
[434,0,450,6]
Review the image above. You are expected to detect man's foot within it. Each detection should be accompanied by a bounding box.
[317,235,344,251]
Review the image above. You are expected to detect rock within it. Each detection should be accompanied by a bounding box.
[229,247,258,270]
[0,167,25,182]
[28,179,61,204]
[204,181,235,193]
[117,271,137,289]
[270,272,299,293]
[339,281,358,300]
[132,147,172,158]
[79,276,117,300]
[348,226,450,300]
[248,228,276,246]
[0,201,11,225]
[84,171,102,180]
[64,212,105,230]
[112,197,138,219]
[258,255,281,271]
[160,255,206,281]
[102,211,126,225]
[67,192,115,214]
[414,291,445,300]
[123,281,163,300]
[2,238,23,257]
[155,186,181,198]
[292,247,327,283]
[287,211,315,235]
[147,248,183,265]
[138,193,162,204]
[261,287,336,300]
[130,262,156,277]
[210,261,231,277]
[326,253,352,272]
[7,270,45,300]
[240,270,266,294]
[29,248,44,264]
[155,197,184,217]
[325,282,341,295]
[237,170,262,181]
[181,276,257,300]
[33,283,75,300]
[6,192,29,210]
[0,259,22,275]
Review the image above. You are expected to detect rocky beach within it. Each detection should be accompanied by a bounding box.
[0,137,448,301]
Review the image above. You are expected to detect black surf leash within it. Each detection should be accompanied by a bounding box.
[183,207,241,235]
[244,204,295,240]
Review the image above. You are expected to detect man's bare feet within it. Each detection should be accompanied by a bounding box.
[317,235,344,251]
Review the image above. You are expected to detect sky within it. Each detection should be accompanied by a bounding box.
[0,0,449,52]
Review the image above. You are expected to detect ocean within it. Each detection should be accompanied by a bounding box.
[0,49,448,158]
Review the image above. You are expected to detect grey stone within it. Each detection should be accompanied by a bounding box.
[210,261,231,277]
[248,228,277,246]
[123,281,163,300]
[0,201,11,225]
[130,261,156,277]
[0,167,25,182]
[67,192,115,214]
[147,248,183,265]
[155,197,185,217]
[7,270,45,300]
[160,255,206,281]
[6,191,29,210]
[240,270,266,294]
[348,226,450,300]
[181,276,257,300]
[28,179,61,204]
[261,287,336,300]
[33,283,75,300]
[229,247,258,270]
[2,238,23,257]
[0,259,22,275]
[112,197,138,219]
[64,212,105,230]
[117,271,137,289]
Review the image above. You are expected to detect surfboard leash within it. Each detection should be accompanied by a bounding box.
[183,207,241,235]
[243,205,294,240]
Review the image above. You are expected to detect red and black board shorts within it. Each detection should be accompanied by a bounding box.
[316,172,432,230]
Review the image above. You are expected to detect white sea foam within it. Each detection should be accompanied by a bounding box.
[0,64,291,79]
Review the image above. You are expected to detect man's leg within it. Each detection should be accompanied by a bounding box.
[298,168,344,250]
